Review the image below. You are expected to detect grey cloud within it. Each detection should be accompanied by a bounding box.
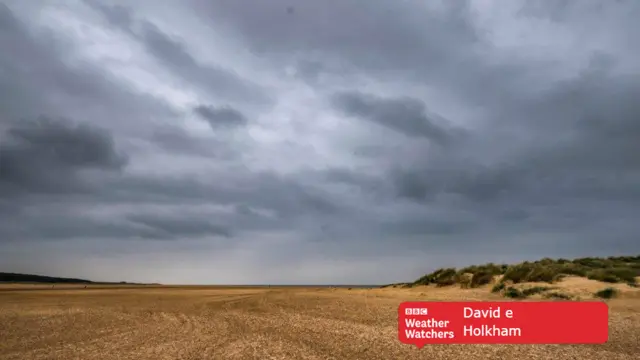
[322,168,386,192]
[0,3,19,32]
[391,164,527,204]
[150,127,207,155]
[291,59,326,84]
[150,125,239,159]
[332,91,457,144]
[0,4,59,121]
[137,21,197,69]
[382,219,477,237]
[136,21,272,106]
[190,0,479,70]
[5,117,126,169]
[234,204,255,216]
[83,1,134,31]
[0,169,348,244]
[126,213,232,239]
[86,1,270,105]
[188,0,517,108]
[0,117,127,196]
[0,202,166,243]
[518,0,572,21]
[1,209,235,243]
[106,171,346,219]
[0,3,180,135]
[482,70,640,205]
[1,216,162,242]
[194,105,248,128]
[191,0,639,116]
[376,52,640,209]
[392,170,433,202]
[2,0,640,284]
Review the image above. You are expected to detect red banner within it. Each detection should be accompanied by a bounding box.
[398,301,608,347]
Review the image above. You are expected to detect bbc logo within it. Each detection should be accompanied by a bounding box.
[405,308,428,316]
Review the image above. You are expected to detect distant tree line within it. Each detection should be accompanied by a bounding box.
[0,272,92,283]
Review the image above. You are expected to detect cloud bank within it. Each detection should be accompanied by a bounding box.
[1,0,639,284]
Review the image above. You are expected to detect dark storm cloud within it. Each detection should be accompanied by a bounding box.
[390,164,526,204]
[528,68,640,171]
[2,0,640,284]
[331,91,457,144]
[194,105,248,128]
[347,48,640,210]
[0,168,350,244]
[0,3,213,244]
[449,65,640,206]
[0,117,127,196]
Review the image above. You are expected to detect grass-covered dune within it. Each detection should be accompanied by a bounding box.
[397,255,640,300]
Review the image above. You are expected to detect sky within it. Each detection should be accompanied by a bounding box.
[1,0,639,285]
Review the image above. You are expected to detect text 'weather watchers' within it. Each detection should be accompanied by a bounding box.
[398,301,608,347]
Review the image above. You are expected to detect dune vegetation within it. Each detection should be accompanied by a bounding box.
[402,255,640,300]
